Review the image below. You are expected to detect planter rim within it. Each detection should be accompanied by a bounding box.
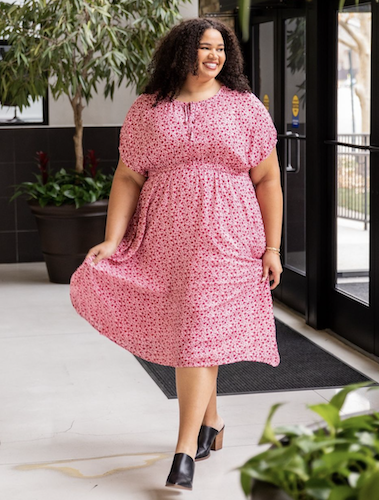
[28,199,108,217]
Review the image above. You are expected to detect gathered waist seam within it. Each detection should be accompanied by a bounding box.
[147,164,248,178]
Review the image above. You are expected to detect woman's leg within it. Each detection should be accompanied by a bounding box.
[202,380,224,430]
[175,366,219,459]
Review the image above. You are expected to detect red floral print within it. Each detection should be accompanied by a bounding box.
[70,86,280,368]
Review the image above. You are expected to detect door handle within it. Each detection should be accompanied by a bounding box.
[285,131,301,173]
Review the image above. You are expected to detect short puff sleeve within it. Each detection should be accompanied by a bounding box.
[119,96,151,177]
[247,95,277,169]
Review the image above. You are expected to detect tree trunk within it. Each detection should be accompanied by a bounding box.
[71,92,84,173]
[354,15,371,134]
[339,14,371,134]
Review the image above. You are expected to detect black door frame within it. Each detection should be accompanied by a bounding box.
[305,0,335,330]
[323,0,379,355]
[372,0,379,356]
[291,0,379,354]
[238,0,379,357]
[243,6,308,315]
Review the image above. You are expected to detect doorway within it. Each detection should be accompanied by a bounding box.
[249,7,307,315]
[327,0,379,355]
[243,0,379,357]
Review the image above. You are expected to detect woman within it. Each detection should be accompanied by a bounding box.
[70,18,283,491]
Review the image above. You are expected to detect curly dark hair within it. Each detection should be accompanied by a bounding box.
[144,18,251,104]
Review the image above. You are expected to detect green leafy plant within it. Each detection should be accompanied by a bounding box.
[0,0,188,173]
[240,383,379,500]
[11,151,113,208]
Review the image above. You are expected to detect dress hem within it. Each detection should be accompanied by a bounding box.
[98,330,280,369]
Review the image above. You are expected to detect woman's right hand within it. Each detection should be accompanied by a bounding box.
[86,240,119,265]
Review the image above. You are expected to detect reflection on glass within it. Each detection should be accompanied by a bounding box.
[336,4,371,304]
[258,22,274,118]
[284,17,306,273]
[0,97,44,124]
[0,42,44,124]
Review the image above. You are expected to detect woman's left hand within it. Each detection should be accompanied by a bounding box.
[261,251,283,290]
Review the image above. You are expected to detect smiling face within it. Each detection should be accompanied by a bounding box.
[196,28,226,81]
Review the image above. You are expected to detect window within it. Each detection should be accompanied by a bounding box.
[0,40,48,126]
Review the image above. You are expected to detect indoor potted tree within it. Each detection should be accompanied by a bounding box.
[1,0,188,283]
[239,382,379,500]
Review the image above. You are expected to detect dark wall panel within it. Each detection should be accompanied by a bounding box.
[18,232,43,262]
[0,126,120,264]
[0,232,17,263]
[0,130,15,162]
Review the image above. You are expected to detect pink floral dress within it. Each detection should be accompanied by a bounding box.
[70,86,280,368]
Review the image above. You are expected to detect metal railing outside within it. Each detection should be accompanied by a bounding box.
[337,133,370,230]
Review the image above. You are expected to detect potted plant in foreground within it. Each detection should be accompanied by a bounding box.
[0,0,188,283]
[239,383,379,500]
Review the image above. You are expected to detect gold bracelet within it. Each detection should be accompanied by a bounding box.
[266,246,281,255]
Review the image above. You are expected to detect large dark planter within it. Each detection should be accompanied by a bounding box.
[251,480,293,500]
[29,199,108,284]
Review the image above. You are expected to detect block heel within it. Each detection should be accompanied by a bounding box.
[195,424,225,461]
[211,425,224,451]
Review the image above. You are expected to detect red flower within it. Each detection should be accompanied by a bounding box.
[36,151,49,185]
[86,150,98,178]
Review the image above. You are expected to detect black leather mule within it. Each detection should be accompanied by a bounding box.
[165,453,195,490]
[195,424,225,461]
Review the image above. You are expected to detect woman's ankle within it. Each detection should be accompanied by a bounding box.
[202,415,224,432]
[174,445,197,460]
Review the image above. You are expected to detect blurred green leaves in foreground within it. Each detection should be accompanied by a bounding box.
[240,382,379,500]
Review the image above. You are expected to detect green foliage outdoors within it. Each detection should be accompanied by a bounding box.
[239,383,379,500]
[338,188,370,217]
[0,0,188,173]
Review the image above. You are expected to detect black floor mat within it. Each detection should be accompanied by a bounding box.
[135,319,372,399]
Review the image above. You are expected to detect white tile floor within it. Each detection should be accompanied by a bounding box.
[1,262,379,500]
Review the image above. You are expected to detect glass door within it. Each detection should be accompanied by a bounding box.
[254,21,275,118]
[250,8,307,314]
[283,16,307,274]
[245,0,379,356]
[328,0,379,355]
[336,3,371,305]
